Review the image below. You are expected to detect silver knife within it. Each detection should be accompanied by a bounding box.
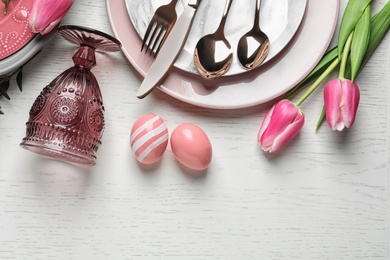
[137,0,202,99]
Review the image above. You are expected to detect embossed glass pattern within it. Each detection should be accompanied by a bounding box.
[20,25,121,165]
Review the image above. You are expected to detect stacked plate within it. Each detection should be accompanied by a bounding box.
[106,0,340,109]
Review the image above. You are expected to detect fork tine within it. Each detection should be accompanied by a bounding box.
[141,20,156,52]
[146,23,162,54]
[153,30,168,57]
[150,28,167,57]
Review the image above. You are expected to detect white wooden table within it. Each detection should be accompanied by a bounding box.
[0,0,389,259]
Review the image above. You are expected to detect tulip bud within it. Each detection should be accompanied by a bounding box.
[29,0,75,35]
[258,99,305,153]
[324,78,360,131]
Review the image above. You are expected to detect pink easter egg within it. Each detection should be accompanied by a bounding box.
[170,123,212,171]
[130,114,169,164]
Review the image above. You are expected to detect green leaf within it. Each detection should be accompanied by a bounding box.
[344,1,390,79]
[360,0,390,70]
[316,106,326,131]
[350,5,371,81]
[338,0,371,58]
[0,80,10,100]
[16,69,23,92]
[283,47,338,99]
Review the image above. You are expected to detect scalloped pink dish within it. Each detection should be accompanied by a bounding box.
[107,0,340,109]
[0,0,57,78]
[0,0,35,60]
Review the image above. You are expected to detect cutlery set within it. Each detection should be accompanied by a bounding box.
[138,0,269,98]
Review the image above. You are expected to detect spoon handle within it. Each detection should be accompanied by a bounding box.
[217,0,234,32]
[254,0,262,26]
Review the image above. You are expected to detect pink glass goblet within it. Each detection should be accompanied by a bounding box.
[20,25,121,165]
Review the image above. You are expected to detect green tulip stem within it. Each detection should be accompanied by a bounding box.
[339,32,354,79]
[295,57,340,107]
[2,0,10,15]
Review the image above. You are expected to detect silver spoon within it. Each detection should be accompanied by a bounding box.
[194,0,234,79]
[237,0,269,70]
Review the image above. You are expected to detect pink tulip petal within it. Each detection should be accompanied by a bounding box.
[324,78,360,131]
[340,80,360,128]
[40,19,62,35]
[258,103,275,141]
[270,111,304,152]
[30,0,74,35]
[261,100,299,140]
[324,78,343,130]
[260,101,296,148]
[258,100,305,153]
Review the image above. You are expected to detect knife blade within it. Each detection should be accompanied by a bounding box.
[137,0,202,99]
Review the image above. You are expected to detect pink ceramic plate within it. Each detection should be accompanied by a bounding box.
[106,0,339,109]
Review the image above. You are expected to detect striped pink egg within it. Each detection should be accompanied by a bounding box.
[130,114,169,164]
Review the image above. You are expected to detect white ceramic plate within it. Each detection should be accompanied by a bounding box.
[126,0,308,76]
[106,0,339,109]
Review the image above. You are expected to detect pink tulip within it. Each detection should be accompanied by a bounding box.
[258,99,305,153]
[324,78,360,131]
[29,0,75,35]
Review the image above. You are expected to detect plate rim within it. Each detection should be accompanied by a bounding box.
[106,0,340,109]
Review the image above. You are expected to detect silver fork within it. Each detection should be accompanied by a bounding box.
[141,0,179,57]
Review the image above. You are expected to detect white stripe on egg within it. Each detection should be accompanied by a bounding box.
[130,114,169,165]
